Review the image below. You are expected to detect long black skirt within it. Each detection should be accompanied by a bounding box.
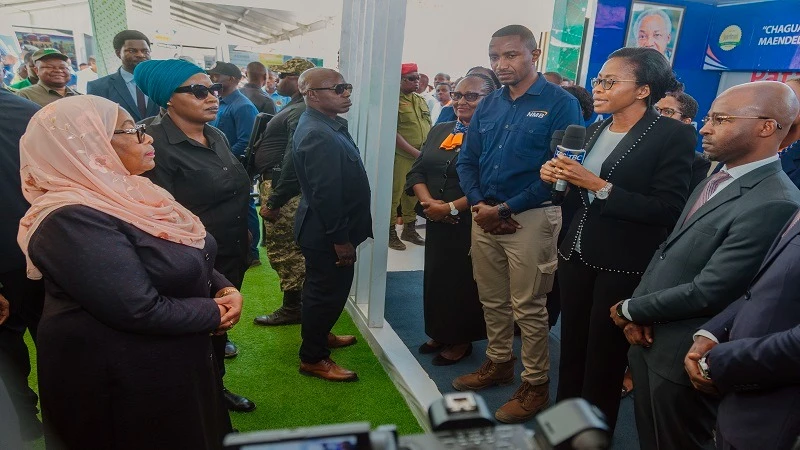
[423,215,486,344]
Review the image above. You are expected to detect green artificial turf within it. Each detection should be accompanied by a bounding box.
[22,246,421,448]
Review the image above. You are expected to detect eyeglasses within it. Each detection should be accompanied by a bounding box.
[113,124,147,143]
[590,78,638,90]
[173,83,223,100]
[402,75,420,82]
[655,106,683,118]
[701,113,783,130]
[450,92,486,102]
[307,83,353,95]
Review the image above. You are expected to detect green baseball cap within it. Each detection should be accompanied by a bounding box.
[31,48,69,63]
[270,58,316,76]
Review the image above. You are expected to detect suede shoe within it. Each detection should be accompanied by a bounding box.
[400,223,425,245]
[223,388,256,412]
[452,357,516,391]
[300,358,358,382]
[327,333,357,348]
[253,307,301,326]
[389,226,406,250]
[224,339,238,358]
[495,381,550,424]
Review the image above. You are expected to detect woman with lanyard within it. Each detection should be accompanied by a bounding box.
[540,47,696,433]
[405,73,496,365]
[134,59,255,413]
[19,95,237,448]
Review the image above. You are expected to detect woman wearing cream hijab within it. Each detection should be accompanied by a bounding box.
[18,95,240,449]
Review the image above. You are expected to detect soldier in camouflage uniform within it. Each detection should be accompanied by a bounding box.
[252,58,316,325]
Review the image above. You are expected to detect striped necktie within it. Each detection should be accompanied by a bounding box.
[683,170,732,225]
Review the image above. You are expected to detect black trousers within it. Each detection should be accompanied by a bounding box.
[212,255,246,379]
[555,255,641,432]
[0,269,44,431]
[546,272,561,328]
[629,345,718,450]
[299,246,354,364]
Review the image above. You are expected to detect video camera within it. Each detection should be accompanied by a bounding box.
[223,392,609,450]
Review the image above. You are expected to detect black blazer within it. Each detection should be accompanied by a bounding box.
[559,108,697,273]
[292,108,373,250]
[87,68,161,122]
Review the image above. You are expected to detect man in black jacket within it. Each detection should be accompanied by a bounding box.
[0,88,45,441]
[292,68,372,382]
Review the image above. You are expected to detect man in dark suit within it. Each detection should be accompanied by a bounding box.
[684,212,800,450]
[779,78,800,188]
[0,88,44,441]
[610,81,800,449]
[87,30,160,122]
[292,68,372,382]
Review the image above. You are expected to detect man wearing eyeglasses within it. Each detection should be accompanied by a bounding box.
[292,68,371,382]
[87,30,160,122]
[655,90,712,191]
[610,81,800,449]
[252,57,316,327]
[16,49,80,107]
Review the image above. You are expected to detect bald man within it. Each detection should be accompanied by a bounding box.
[240,61,276,115]
[612,81,800,450]
[292,68,372,382]
[779,78,800,188]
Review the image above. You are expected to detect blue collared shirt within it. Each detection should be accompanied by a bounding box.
[211,89,259,157]
[457,73,582,213]
[119,68,149,108]
[270,90,291,112]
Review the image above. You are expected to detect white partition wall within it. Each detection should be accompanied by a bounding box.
[339,0,442,427]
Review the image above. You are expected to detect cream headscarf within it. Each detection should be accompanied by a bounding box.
[17,95,207,280]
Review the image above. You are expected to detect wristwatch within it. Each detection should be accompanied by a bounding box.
[615,302,626,319]
[497,203,513,219]
[698,356,711,380]
[265,199,278,210]
[595,182,613,200]
[448,202,459,216]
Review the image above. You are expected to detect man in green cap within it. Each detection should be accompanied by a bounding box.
[16,49,79,107]
[252,57,316,326]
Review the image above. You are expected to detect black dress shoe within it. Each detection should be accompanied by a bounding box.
[224,339,239,359]
[223,388,256,412]
[418,341,444,354]
[432,343,473,366]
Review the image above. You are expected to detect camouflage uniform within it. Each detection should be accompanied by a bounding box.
[259,180,304,292]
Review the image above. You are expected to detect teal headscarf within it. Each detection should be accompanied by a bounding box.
[133,59,205,109]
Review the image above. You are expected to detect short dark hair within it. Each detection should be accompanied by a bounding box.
[564,85,594,120]
[113,30,151,52]
[492,25,538,52]
[666,90,699,120]
[466,66,501,89]
[544,71,564,84]
[608,47,680,106]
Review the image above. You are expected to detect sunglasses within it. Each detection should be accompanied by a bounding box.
[307,83,353,95]
[402,75,420,82]
[113,124,147,144]
[450,92,486,102]
[278,73,298,79]
[173,83,223,100]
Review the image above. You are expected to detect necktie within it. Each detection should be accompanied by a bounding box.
[136,86,147,120]
[683,170,732,225]
[781,210,800,239]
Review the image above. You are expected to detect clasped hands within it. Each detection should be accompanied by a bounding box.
[610,301,653,348]
[420,199,458,224]
[540,155,607,192]
[472,203,521,235]
[684,336,719,396]
[214,288,243,335]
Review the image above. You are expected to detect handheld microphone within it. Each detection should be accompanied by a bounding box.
[553,125,587,193]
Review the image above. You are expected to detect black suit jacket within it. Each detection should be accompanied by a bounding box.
[700,215,800,449]
[292,108,373,250]
[87,68,160,122]
[559,108,697,273]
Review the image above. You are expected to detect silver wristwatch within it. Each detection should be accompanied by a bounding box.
[448,202,459,216]
[595,182,613,200]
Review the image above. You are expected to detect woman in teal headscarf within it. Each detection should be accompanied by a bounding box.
[134,59,256,413]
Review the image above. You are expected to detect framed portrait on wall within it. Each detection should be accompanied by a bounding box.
[624,1,685,66]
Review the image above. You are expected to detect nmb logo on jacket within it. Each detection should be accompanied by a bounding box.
[527,110,548,118]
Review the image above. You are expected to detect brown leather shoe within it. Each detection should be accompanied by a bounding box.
[327,333,357,348]
[452,357,516,391]
[299,358,358,382]
[495,380,550,423]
